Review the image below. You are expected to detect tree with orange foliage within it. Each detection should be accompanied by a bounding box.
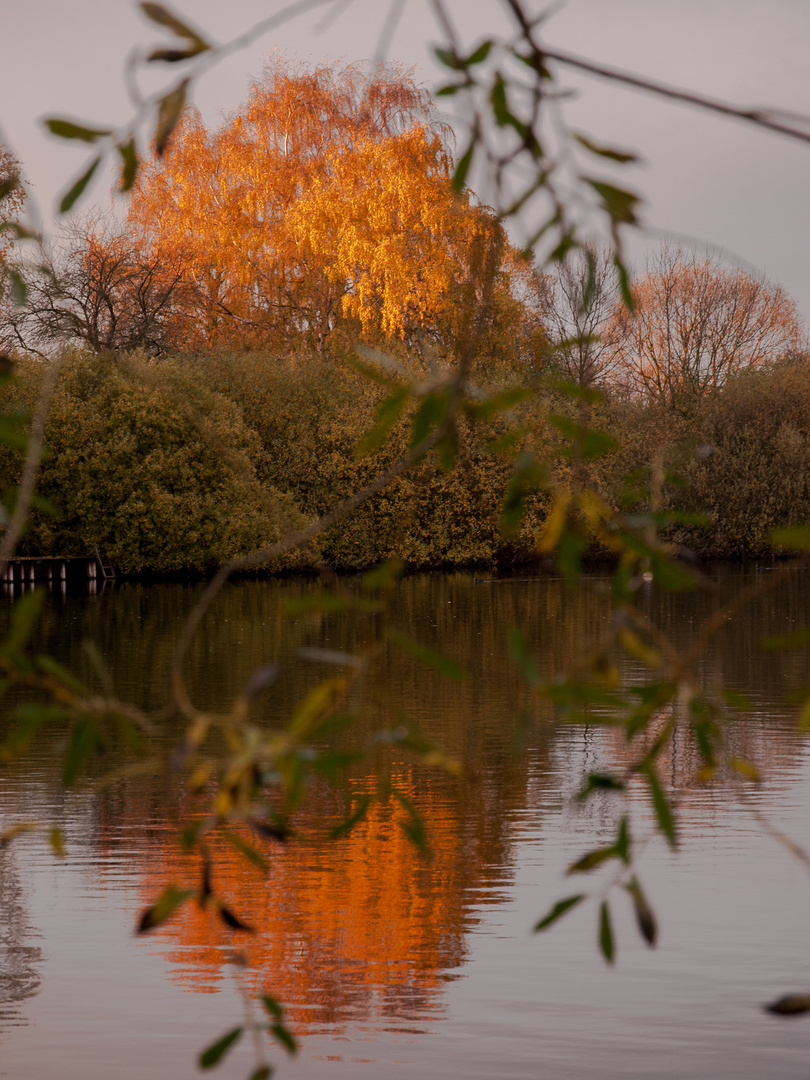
[126,58,529,358]
[606,245,803,405]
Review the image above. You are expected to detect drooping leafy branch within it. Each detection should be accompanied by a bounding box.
[3,6,810,1077]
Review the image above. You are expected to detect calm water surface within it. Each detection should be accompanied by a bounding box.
[1,568,809,1079]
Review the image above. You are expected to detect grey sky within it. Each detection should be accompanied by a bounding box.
[4,1,810,322]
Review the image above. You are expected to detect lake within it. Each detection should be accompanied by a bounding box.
[1,567,809,1079]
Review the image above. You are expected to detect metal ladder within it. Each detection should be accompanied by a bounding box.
[93,546,116,580]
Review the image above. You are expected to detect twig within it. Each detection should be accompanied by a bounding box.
[540,46,810,146]
[0,360,59,574]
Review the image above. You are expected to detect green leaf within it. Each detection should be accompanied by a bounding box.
[598,900,615,963]
[136,883,194,933]
[62,717,102,786]
[556,528,588,584]
[546,679,622,710]
[248,1068,272,1080]
[5,589,44,652]
[434,46,464,71]
[582,247,597,312]
[576,773,625,800]
[58,157,101,214]
[269,1022,297,1055]
[453,140,475,191]
[435,80,468,97]
[154,79,189,156]
[614,816,631,863]
[180,819,206,852]
[567,846,617,874]
[389,630,465,681]
[329,795,371,839]
[507,627,540,687]
[48,826,66,859]
[218,903,254,933]
[770,526,810,551]
[490,71,510,126]
[391,788,431,858]
[284,592,378,615]
[0,221,39,242]
[356,387,410,456]
[549,232,577,263]
[466,40,493,65]
[224,831,269,873]
[35,654,86,694]
[512,49,552,79]
[43,118,113,143]
[261,994,284,1020]
[548,414,618,460]
[140,2,209,48]
[799,697,810,733]
[311,750,362,784]
[147,43,207,61]
[765,994,810,1016]
[466,386,531,422]
[409,392,447,448]
[614,254,635,310]
[533,893,585,932]
[624,875,657,946]
[0,705,65,762]
[81,640,114,695]
[584,178,640,226]
[0,174,20,200]
[199,1027,243,1069]
[362,557,404,591]
[574,133,638,163]
[722,689,752,711]
[117,138,139,192]
[642,763,677,848]
[501,451,545,535]
[8,270,26,307]
[730,756,761,782]
[760,628,810,651]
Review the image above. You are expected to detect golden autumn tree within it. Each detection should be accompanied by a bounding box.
[126,58,537,361]
[606,245,803,405]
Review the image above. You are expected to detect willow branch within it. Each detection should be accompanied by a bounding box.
[170,422,448,718]
[540,46,810,146]
[0,361,59,574]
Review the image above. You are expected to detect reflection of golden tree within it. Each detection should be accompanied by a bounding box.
[132,768,499,1028]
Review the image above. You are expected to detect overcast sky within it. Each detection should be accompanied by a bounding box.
[4,1,810,322]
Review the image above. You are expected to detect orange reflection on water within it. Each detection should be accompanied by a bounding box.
[135,766,497,1031]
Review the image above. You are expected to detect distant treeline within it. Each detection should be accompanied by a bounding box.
[2,347,810,575]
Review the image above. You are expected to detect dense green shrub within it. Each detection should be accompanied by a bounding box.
[678,357,810,557]
[2,352,310,573]
[6,347,809,574]
[190,350,550,568]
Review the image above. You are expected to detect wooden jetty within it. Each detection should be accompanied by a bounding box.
[1,547,115,591]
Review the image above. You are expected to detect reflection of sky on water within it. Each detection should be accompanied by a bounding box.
[0,568,809,1077]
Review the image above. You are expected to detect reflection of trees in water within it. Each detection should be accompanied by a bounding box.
[0,849,42,1031]
[11,568,810,1031]
[103,759,530,1031]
